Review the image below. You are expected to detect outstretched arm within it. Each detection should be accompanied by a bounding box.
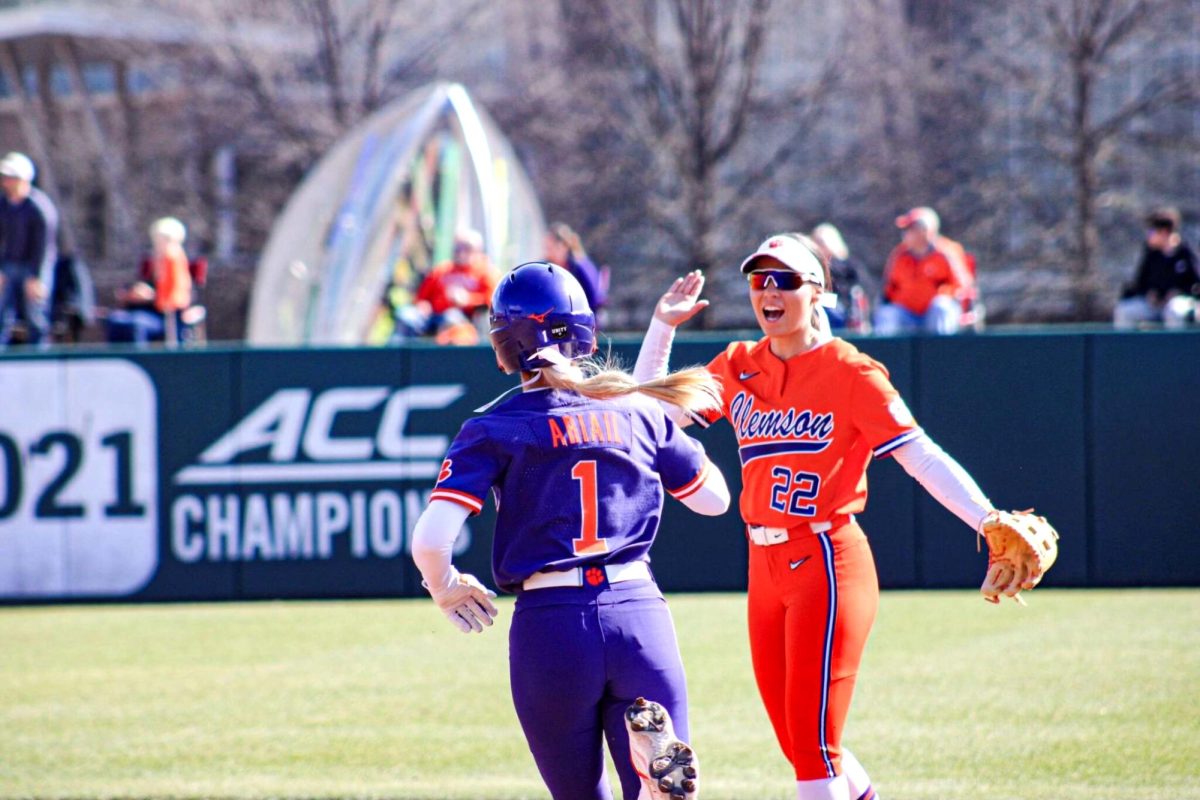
[890,434,993,531]
[892,435,1060,603]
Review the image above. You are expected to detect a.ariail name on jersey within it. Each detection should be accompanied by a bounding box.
[729,391,833,464]
[170,385,470,564]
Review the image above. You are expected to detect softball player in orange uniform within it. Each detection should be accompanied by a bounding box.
[635,235,1007,800]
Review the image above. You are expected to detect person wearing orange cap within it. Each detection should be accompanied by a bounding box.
[898,207,974,287]
[394,228,498,345]
[874,208,966,335]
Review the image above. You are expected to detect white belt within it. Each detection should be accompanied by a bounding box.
[747,516,853,546]
[522,560,651,591]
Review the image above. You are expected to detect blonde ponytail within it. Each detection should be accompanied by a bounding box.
[538,356,722,417]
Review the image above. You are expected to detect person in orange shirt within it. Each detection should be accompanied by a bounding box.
[106,217,203,346]
[874,209,965,335]
[395,228,498,344]
[636,234,1032,800]
[148,217,193,346]
[896,207,974,288]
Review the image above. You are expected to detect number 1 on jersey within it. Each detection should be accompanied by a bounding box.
[571,460,609,555]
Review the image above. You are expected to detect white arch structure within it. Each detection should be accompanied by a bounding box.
[248,82,546,345]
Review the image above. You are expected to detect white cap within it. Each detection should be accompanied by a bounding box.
[0,152,35,182]
[812,223,849,261]
[454,227,483,250]
[738,235,825,289]
[150,216,187,244]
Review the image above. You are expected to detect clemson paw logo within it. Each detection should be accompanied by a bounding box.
[437,459,453,483]
[585,567,605,586]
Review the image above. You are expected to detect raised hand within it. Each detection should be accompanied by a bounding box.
[653,270,710,328]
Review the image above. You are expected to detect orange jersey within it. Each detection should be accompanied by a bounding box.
[882,244,962,315]
[152,249,193,313]
[704,337,920,528]
[416,259,498,314]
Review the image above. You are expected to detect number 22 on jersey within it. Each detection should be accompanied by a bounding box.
[770,466,820,517]
[571,460,609,555]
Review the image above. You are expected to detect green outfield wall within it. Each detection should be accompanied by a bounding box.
[1,329,1196,603]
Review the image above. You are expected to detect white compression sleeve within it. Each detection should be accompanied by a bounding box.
[634,317,704,428]
[634,317,675,382]
[676,457,731,516]
[411,499,472,592]
[891,434,994,532]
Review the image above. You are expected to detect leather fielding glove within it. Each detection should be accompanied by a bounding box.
[979,509,1060,605]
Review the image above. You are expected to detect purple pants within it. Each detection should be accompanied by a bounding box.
[509,577,690,800]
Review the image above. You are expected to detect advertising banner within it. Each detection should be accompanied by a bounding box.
[0,359,158,598]
[2,331,1198,602]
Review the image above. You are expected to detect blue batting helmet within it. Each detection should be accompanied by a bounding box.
[489,261,597,373]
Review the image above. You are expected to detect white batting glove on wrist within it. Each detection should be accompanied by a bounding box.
[422,568,499,633]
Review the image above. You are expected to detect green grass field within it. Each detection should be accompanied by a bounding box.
[1,589,1197,800]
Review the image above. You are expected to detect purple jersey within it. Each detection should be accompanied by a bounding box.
[431,388,709,593]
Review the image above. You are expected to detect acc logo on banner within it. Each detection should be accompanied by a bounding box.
[0,360,158,598]
[169,385,471,564]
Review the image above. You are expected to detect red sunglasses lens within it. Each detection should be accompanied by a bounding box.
[748,271,804,290]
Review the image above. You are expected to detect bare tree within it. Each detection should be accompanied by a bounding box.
[127,0,485,255]
[6,0,493,340]
[991,0,1199,318]
[532,0,846,326]
[600,0,771,273]
[796,0,928,281]
[165,0,478,147]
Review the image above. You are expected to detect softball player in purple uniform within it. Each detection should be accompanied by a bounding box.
[412,262,731,800]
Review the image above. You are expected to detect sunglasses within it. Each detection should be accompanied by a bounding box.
[747,270,817,291]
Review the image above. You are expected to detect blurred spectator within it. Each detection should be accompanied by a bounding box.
[544,222,608,313]
[147,217,193,346]
[107,217,205,346]
[904,206,983,330]
[394,228,498,344]
[810,222,870,332]
[874,208,967,335]
[0,152,59,347]
[900,207,974,288]
[1113,207,1198,330]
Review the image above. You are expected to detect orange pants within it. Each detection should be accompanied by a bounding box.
[746,521,879,780]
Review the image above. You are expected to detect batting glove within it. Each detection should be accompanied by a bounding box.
[422,569,499,633]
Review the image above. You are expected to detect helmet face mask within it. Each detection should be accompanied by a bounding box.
[489,261,597,374]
